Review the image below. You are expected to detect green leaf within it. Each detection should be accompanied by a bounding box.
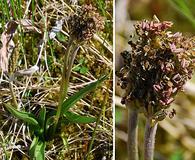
[64,111,96,124]
[29,137,46,160]
[73,65,81,72]
[95,0,106,16]
[38,107,46,129]
[34,107,46,139]
[34,141,46,160]
[45,116,56,140]
[61,75,107,113]
[56,32,67,42]
[171,150,183,160]
[45,116,55,132]
[3,103,39,126]
[80,66,88,74]
[169,0,195,28]
[29,136,39,158]
[79,58,85,64]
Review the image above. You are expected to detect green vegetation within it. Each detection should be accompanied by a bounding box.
[0,1,113,159]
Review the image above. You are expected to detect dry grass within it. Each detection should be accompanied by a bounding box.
[0,1,113,159]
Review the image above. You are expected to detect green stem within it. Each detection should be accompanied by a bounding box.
[55,38,73,120]
[144,119,158,160]
[9,75,18,108]
[127,106,139,160]
[54,38,79,134]
[9,83,17,108]
[66,46,80,81]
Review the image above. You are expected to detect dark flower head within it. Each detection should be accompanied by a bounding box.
[117,17,195,120]
[68,4,104,41]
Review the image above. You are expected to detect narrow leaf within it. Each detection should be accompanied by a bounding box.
[61,75,107,113]
[80,66,88,74]
[64,111,96,124]
[30,137,46,160]
[3,103,39,126]
[38,107,46,128]
[29,136,39,158]
[45,116,56,140]
[169,0,195,27]
[34,141,46,160]
[45,116,55,132]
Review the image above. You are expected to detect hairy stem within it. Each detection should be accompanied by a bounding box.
[9,83,17,107]
[144,119,158,160]
[127,106,139,160]
[54,38,75,132]
[58,38,74,108]
[9,75,18,108]
[66,46,80,81]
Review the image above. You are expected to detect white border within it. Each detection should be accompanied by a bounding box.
[113,0,115,159]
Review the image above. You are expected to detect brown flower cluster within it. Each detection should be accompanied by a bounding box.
[68,4,104,41]
[117,18,195,119]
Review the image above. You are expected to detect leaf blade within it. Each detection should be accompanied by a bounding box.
[3,103,39,126]
[45,116,56,140]
[29,137,46,160]
[38,107,46,128]
[61,75,107,113]
[64,111,96,124]
[29,136,39,158]
[34,141,46,160]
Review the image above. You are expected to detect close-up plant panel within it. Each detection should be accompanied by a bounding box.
[0,0,113,160]
[115,0,195,160]
[2,0,195,160]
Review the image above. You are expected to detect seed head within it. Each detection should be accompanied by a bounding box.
[68,4,104,41]
[117,17,195,119]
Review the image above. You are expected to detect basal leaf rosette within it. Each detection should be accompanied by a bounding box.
[117,18,195,121]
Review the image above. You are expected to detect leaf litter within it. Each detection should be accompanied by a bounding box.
[0,1,113,159]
